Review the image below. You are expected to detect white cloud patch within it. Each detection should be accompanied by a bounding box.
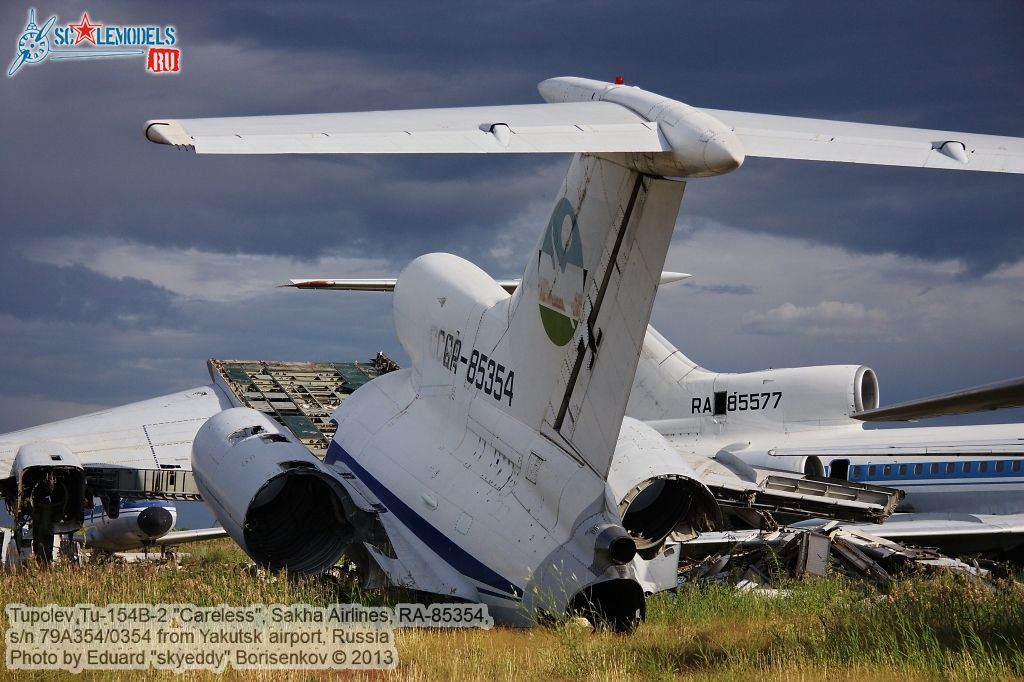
[653,220,1024,398]
[24,239,394,304]
[742,301,890,337]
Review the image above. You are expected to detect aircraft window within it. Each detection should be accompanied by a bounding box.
[996,461,1005,473]
[929,463,938,475]
[868,465,877,477]
[946,463,954,474]
[914,463,922,476]
[980,462,988,473]
[829,459,850,480]
[898,464,907,476]
[1014,461,1022,473]
[883,465,892,477]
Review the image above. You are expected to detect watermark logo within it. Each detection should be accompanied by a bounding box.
[8,8,180,77]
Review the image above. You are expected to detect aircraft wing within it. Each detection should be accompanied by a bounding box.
[145,102,664,154]
[852,375,1024,422]
[699,108,1024,173]
[0,385,237,475]
[155,526,229,548]
[148,91,1024,174]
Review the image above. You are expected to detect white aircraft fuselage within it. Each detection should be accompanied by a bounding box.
[628,327,1024,549]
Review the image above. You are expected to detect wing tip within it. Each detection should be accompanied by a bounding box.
[145,119,194,148]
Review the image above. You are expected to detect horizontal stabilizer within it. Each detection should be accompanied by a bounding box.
[286,271,690,293]
[145,102,663,155]
[853,375,1024,421]
[148,76,1024,174]
[702,107,1024,173]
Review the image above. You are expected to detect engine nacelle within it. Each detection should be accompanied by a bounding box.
[696,365,879,427]
[725,448,823,477]
[84,501,177,552]
[628,328,879,434]
[192,408,355,575]
[608,418,722,558]
[9,442,87,535]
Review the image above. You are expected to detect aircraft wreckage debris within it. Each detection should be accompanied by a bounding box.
[677,522,1015,592]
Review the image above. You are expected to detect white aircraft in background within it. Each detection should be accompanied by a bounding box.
[83,498,227,554]
[2,76,1022,631]
[627,327,1024,555]
[286,278,1024,555]
[3,499,227,567]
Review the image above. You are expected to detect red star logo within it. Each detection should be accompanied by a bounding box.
[69,12,101,45]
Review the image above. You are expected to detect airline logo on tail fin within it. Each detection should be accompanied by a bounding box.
[538,197,586,346]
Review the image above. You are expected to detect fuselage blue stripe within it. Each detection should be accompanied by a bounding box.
[834,458,1024,485]
[326,440,523,599]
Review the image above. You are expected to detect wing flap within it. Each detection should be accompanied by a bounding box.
[701,108,1024,173]
[146,102,666,155]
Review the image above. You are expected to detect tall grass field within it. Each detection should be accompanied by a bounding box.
[1,539,1022,681]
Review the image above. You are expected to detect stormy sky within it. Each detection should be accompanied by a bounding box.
[1,0,1023,435]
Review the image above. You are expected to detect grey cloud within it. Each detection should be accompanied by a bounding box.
[0,252,180,328]
[684,283,757,296]
[1,0,1022,432]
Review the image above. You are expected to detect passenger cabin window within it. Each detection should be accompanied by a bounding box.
[1014,461,1022,473]
[898,464,907,475]
[930,463,938,475]
[883,465,892,477]
[997,461,1005,473]
[946,462,954,474]
[868,465,877,477]
[914,463,923,476]
[963,462,971,473]
[980,461,988,473]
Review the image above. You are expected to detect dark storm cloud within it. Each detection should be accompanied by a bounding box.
[2,1,1022,269]
[0,252,179,327]
[0,1,1022,430]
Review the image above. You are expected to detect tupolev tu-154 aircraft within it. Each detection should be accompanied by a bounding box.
[3,76,1023,630]
[626,327,1024,555]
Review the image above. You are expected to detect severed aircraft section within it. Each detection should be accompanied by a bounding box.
[208,354,399,458]
[76,354,399,499]
[0,353,398,561]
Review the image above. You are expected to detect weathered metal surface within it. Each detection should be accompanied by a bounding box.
[679,522,1012,591]
[207,353,399,458]
[85,466,202,501]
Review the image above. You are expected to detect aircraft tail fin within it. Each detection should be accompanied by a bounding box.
[500,154,685,478]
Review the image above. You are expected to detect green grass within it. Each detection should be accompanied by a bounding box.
[1,539,1022,680]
